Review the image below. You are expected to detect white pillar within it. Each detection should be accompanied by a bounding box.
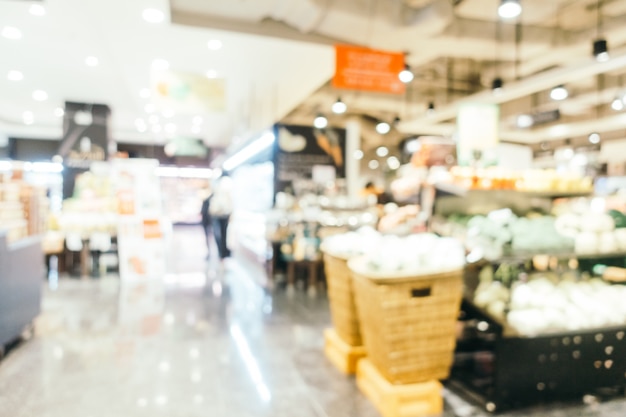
[345,119,361,200]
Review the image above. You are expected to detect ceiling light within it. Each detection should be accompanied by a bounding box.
[151,59,170,71]
[142,8,165,23]
[376,146,389,157]
[7,70,23,81]
[314,114,328,129]
[140,88,151,98]
[85,56,99,67]
[498,0,522,19]
[398,64,414,83]
[376,121,390,135]
[206,70,218,79]
[151,124,162,134]
[331,98,347,114]
[550,85,568,101]
[540,141,549,150]
[387,156,401,170]
[516,114,533,128]
[148,115,159,124]
[426,102,435,116]
[22,111,34,125]
[29,4,46,16]
[191,125,202,135]
[368,160,379,170]
[491,77,503,93]
[354,150,364,160]
[207,39,223,50]
[144,103,156,113]
[162,108,175,118]
[32,90,48,101]
[54,107,64,117]
[612,97,624,111]
[589,132,601,144]
[2,27,22,40]
[193,116,203,125]
[405,139,420,153]
[593,39,609,62]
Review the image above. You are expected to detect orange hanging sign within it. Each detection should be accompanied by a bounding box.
[333,44,405,94]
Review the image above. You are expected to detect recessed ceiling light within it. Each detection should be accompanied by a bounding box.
[589,132,601,144]
[387,156,401,170]
[550,85,568,101]
[192,116,203,125]
[593,39,609,62]
[32,90,48,101]
[144,103,156,113]
[2,26,22,40]
[22,111,34,125]
[368,160,380,170]
[142,8,165,23]
[29,4,46,16]
[151,124,162,133]
[191,125,202,134]
[354,150,364,160]
[206,70,218,79]
[151,59,170,71]
[148,115,159,124]
[162,108,175,118]
[612,97,624,111]
[207,39,222,50]
[7,70,23,81]
[498,0,521,19]
[136,121,147,133]
[375,121,390,135]
[376,146,389,157]
[516,114,533,128]
[54,107,64,117]
[140,88,151,99]
[85,56,99,67]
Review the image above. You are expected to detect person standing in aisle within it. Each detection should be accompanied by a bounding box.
[200,187,213,260]
[210,176,233,264]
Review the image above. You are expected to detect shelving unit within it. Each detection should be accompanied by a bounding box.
[432,186,626,411]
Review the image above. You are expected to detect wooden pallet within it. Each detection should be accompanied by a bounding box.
[357,359,443,417]
[324,328,366,375]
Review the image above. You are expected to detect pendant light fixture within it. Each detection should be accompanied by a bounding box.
[426,102,435,116]
[399,64,414,84]
[498,0,521,19]
[492,20,504,94]
[588,132,601,144]
[314,113,328,129]
[331,97,347,114]
[376,121,391,135]
[492,77,503,93]
[593,0,609,62]
[550,85,568,101]
[611,96,623,111]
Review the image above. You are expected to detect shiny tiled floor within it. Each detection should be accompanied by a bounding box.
[1,227,626,417]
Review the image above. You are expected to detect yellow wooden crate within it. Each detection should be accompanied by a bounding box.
[357,359,443,417]
[324,328,366,375]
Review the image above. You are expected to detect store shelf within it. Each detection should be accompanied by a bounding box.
[435,183,592,199]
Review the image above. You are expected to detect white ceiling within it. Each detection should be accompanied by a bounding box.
[0,0,335,148]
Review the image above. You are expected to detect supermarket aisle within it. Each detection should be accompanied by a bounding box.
[0,227,626,416]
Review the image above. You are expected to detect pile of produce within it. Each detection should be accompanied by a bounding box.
[463,209,574,260]
[351,233,465,275]
[555,210,626,254]
[321,226,381,259]
[474,275,626,336]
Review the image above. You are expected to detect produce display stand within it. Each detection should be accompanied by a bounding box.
[452,297,626,413]
[321,250,366,375]
[349,258,463,416]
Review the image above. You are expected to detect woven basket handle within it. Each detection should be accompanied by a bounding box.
[411,286,432,298]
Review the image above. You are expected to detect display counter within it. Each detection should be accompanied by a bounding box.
[0,232,44,349]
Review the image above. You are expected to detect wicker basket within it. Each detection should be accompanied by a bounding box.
[323,251,363,346]
[349,257,463,385]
